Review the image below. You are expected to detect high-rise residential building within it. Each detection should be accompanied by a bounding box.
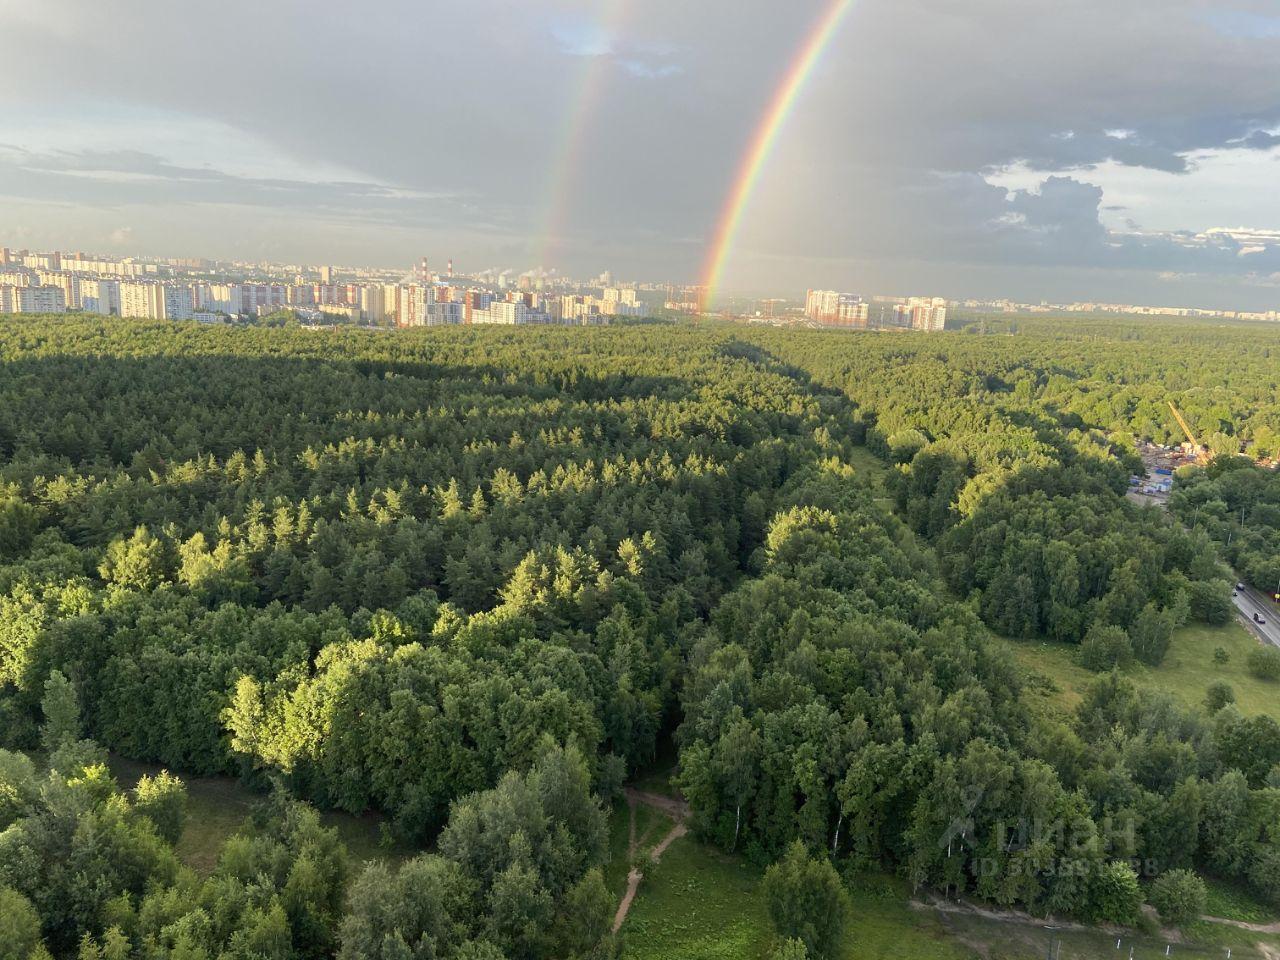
[463,290,492,324]
[389,284,437,326]
[80,279,121,315]
[120,282,165,319]
[163,285,195,320]
[805,289,867,326]
[360,285,386,323]
[805,289,843,322]
[22,252,61,271]
[118,281,195,319]
[425,301,463,325]
[907,297,948,332]
[1,284,67,313]
[837,300,869,326]
[38,272,82,310]
[319,265,335,284]
[238,284,287,314]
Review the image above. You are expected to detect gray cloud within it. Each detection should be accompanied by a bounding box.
[0,0,1279,307]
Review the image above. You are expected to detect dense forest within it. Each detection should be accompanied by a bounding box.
[2,314,1279,958]
[1171,458,1280,597]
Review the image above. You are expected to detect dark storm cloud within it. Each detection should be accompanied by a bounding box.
[1,0,1279,303]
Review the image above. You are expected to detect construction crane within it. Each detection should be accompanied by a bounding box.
[1168,401,1210,465]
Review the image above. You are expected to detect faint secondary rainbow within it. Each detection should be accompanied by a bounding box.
[538,0,632,270]
[701,0,856,308]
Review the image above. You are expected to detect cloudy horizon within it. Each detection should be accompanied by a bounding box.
[2,0,1280,308]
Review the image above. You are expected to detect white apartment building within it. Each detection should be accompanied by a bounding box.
[119,282,194,320]
[425,302,463,325]
[119,282,165,319]
[805,290,843,321]
[164,285,195,321]
[38,272,82,310]
[80,279,121,315]
[60,257,155,278]
[360,285,386,323]
[895,297,948,332]
[22,252,60,271]
[471,300,529,325]
[0,285,67,313]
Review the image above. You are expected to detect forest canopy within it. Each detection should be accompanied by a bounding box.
[1,313,1279,957]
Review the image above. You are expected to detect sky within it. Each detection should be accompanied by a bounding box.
[2,0,1280,308]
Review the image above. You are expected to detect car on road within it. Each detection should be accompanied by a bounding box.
[1256,613,1269,625]
[1238,582,1247,591]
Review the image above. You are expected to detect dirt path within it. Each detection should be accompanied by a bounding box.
[612,789,691,934]
[1202,916,1280,934]
[625,787,690,821]
[911,894,1095,933]
[917,893,1280,938]
[649,821,688,860]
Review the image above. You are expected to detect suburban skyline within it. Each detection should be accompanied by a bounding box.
[3,0,1280,308]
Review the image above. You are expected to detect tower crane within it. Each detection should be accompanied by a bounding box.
[1168,401,1210,465]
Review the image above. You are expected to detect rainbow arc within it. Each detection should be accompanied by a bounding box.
[538,0,632,271]
[700,0,857,309]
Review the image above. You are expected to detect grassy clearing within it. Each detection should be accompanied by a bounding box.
[616,835,1280,960]
[1002,621,1280,722]
[107,755,406,874]
[843,876,980,960]
[1202,876,1280,925]
[619,832,771,960]
[846,445,892,491]
[606,798,675,899]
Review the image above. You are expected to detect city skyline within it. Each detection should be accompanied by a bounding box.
[2,1,1280,309]
[7,237,1280,325]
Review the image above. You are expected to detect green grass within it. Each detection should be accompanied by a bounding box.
[620,833,771,960]
[842,875,980,960]
[846,445,892,491]
[605,798,676,900]
[1002,621,1280,721]
[606,799,634,898]
[107,755,408,874]
[616,835,1280,960]
[1202,876,1280,925]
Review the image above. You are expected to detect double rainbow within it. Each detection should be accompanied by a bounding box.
[538,0,855,295]
[700,0,857,309]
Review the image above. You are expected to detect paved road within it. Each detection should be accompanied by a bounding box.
[1233,583,1280,648]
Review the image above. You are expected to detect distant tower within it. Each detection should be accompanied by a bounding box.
[417,257,430,286]
[447,259,454,279]
[319,265,334,285]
